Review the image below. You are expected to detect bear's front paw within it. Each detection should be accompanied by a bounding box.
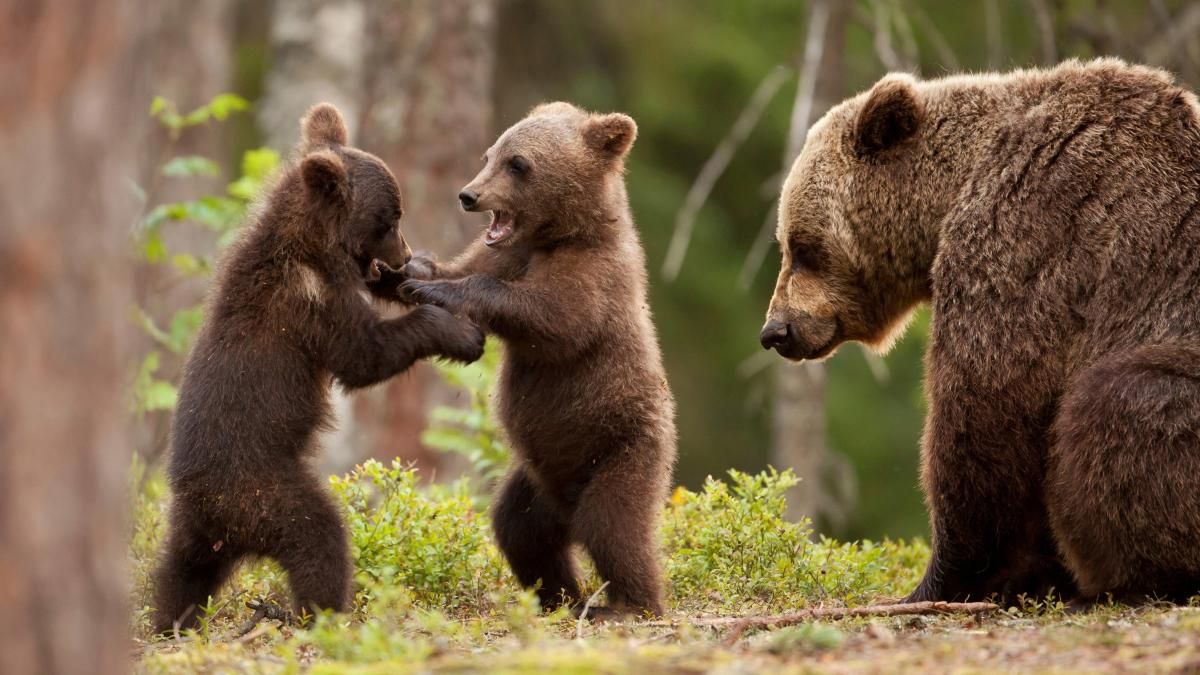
[400,279,460,311]
[365,259,408,300]
[443,318,486,364]
[403,251,438,281]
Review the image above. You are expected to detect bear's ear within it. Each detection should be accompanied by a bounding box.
[300,149,349,207]
[853,74,923,157]
[301,102,349,150]
[583,112,637,160]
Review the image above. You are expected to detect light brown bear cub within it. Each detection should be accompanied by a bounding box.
[397,102,677,617]
[761,58,1200,604]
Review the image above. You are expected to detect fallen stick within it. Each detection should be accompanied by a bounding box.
[640,601,998,647]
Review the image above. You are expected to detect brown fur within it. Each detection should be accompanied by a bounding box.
[151,103,484,633]
[397,103,677,617]
[760,59,1200,603]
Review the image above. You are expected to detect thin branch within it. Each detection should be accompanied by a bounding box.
[737,0,832,290]
[661,65,791,281]
[638,601,998,646]
[786,0,833,163]
[889,0,921,72]
[575,580,610,639]
[984,0,1004,69]
[1027,0,1058,65]
[1144,4,1200,68]
[737,204,778,290]
[867,0,904,71]
[906,3,960,72]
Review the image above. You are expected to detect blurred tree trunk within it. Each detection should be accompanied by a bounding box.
[352,0,497,469]
[260,0,369,471]
[0,1,150,672]
[258,0,496,474]
[259,0,367,151]
[133,0,237,462]
[772,0,849,526]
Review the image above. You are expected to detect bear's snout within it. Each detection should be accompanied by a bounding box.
[759,320,791,350]
[459,190,479,211]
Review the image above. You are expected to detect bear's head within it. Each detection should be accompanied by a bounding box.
[761,74,943,361]
[457,101,637,247]
[297,103,412,279]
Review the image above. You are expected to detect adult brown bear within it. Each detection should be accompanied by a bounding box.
[760,59,1200,603]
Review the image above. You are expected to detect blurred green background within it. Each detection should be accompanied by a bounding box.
[146,0,1198,541]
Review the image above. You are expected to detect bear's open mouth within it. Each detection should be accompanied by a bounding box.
[484,210,515,246]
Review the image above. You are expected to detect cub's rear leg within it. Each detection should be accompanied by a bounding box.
[492,466,582,611]
[151,518,239,634]
[571,457,667,617]
[259,473,352,621]
[1049,344,1200,601]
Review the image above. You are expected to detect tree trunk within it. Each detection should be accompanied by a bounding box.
[259,0,367,151]
[258,0,495,475]
[772,0,849,525]
[352,0,497,470]
[259,0,369,472]
[0,1,151,672]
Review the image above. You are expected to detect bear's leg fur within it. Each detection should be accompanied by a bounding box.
[492,465,582,611]
[1049,344,1200,601]
[908,370,1060,603]
[260,476,352,618]
[571,460,666,617]
[151,519,239,634]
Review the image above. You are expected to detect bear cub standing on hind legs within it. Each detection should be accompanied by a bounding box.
[396,102,677,618]
[151,103,485,634]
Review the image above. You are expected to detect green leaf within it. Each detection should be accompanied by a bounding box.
[242,147,279,181]
[149,96,168,116]
[166,307,204,354]
[133,308,171,346]
[140,231,167,263]
[142,380,179,411]
[161,156,221,178]
[208,93,249,120]
[170,253,208,276]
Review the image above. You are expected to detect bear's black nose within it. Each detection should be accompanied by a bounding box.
[759,320,790,350]
[458,190,479,211]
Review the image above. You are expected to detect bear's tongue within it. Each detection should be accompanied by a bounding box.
[484,210,514,246]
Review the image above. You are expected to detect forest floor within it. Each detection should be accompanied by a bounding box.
[129,461,1200,673]
[133,602,1200,674]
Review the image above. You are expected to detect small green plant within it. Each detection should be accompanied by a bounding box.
[130,93,279,418]
[663,468,927,614]
[331,459,512,615]
[754,622,845,654]
[421,341,511,492]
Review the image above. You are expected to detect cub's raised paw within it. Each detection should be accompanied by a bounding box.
[412,304,484,363]
[403,251,438,281]
[400,279,458,310]
[442,317,485,363]
[366,259,408,299]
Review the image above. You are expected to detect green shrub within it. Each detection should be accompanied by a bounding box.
[331,459,512,615]
[663,468,927,614]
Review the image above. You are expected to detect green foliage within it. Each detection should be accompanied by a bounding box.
[130,93,280,419]
[663,468,926,614]
[420,341,512,491]
[150,93,250,137]
[331,460,512,614]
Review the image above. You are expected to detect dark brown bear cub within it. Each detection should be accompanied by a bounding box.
[399,102,677,617]
[151,103,484,634]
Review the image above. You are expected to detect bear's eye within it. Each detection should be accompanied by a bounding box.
[790,241,823,273]
[506,156,530,178]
